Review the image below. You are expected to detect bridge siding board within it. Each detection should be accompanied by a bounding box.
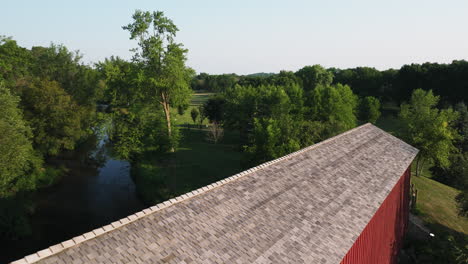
[15,124,417,264]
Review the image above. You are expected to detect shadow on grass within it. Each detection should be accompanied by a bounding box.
[402,218,468,263]
[132,128,244,205]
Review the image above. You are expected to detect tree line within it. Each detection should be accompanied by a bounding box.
[192,61,468,106]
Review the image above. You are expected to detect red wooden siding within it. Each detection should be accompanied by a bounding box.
[340,167,411,264]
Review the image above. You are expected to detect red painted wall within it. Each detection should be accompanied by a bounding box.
[340,168,411,264]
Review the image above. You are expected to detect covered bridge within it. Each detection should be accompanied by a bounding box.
[12,123,418,264]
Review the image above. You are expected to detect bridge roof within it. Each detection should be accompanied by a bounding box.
[14,123,418,264]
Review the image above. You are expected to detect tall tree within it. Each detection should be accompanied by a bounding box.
[203,96,225,124]
[123,10,194,152]
[295,65,333,91]
[20,79,86,156]
[399,89,459,176]
[0,81,41,197]
[190,108,199,124]
[359,96,381,124]
[454,102,468,152]
[308,83,358,134]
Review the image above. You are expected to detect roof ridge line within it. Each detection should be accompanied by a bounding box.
[12,123,373,264]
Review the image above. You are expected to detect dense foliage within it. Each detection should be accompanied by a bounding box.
[0,37,104,240]
[358,96,381,124]
[192,61,468,109]
[206,81,360,165]
[399,89,459,176]
[0,37,104,188]
[0,82,41,197]
[122,10,194,152]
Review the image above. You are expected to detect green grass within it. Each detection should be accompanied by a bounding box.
[133,128,243,204]
[172,91,215,126]
[191,92,214,106]
[377,113,468,236]
[412,175,468,235]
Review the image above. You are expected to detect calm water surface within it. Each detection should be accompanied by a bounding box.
[2,136,145,263]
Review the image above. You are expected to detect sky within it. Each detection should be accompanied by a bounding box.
[2,0,468,74]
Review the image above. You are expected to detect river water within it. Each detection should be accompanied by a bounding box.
[2,134,146,263]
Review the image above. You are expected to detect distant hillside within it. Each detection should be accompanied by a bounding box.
[245,72,276,78]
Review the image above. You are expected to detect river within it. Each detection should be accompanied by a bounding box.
[1,134,146,263]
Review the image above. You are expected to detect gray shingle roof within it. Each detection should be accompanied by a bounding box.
[13,123,418,264]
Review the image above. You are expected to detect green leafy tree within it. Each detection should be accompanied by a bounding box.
[97,56,141,106]
[245,117,301,165]
[123,10,194,152]
[308,83,358,134]
[454,102,468,152]
[110,105,171,160]
[268,70,300,87]
[399,89,459,176]
[359,96,381,123]
[295,65,333,91]
[177,104,188,115]
[203,96,225,124]
[198,105,206,128]
[190,108,199,124]
[0,37,33,87]
[430,153,468,189]
[21,79,86,156]
[0,82,41,197]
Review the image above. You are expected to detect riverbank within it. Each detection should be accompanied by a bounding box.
[0,133,145,263]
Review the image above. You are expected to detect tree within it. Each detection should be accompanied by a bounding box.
[0,82,41,197]
[245,117,300,164]
[295,65,333,91]
[454,102,468,152]
[198,105,206,128]
[359,96,381,123]
[21,79,86,156]
[97,56,141,106]
[123,10,194,152]
[110,105,171,160]
[190,108,199,124]
[0,37,33,86]
[203,96,225,124]
[399,89,459,176]
[268,70,300,87]
[430,153,468,192]
[333,67,384,97]
[308,84,358,134]
[30,44,103,106]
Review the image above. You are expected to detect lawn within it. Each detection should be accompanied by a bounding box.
[376,113,468,236]
[172,91,214,126]
[412,175,468,235]
[191,92,214,106]
[133,128,243,204]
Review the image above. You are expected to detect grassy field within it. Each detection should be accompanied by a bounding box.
[412,176,468,235]
[133,128,243,204]
[191,92,214,106]
[172,91,214,126]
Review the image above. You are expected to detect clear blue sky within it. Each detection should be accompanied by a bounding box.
[2,0,468,74]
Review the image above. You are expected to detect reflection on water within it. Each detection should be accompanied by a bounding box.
[2,134,145,263]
